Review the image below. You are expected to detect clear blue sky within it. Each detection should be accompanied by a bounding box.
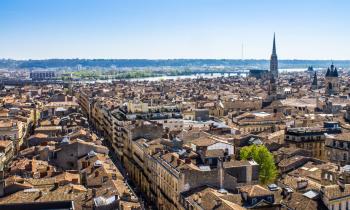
[0,0,349,60]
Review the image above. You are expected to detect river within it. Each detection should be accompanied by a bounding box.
[77,68,313,84]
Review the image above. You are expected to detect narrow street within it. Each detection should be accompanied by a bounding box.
[89,125,148,209]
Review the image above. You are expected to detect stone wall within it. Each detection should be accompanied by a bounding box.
[182,169,237,192]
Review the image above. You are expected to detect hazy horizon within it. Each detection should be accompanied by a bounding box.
[3,58,350,61]
[1,0,350,60]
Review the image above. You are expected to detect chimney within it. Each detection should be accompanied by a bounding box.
[92,188,96,197]
[82,171,87,186]
[51,182,59,191]
[214,199,222,208]
[217,157,227,194]
[114,195,120,203]
[177,159,181,166]
[197,196,202,205]
[35,191,43,200]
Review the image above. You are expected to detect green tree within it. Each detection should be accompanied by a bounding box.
[240,145,277,184]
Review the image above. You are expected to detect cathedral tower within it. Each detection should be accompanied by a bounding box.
[268,33,278,99]
[270,33,278,79]
[325,63,339,95]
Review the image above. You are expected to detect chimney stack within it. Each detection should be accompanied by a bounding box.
[217,157,227,194]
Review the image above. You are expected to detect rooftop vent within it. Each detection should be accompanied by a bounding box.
[94,160,103,167]
[88,150,97,157]
[61,136,70,145]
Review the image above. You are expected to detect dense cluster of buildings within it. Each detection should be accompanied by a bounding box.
[0,36,350,210]
[72,36,350,210]
[0,86,141,209]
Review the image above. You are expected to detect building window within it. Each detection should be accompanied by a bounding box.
[102,176,108,183]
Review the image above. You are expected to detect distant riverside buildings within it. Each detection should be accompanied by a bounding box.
[30,70,56,81]
[248,69,269,79]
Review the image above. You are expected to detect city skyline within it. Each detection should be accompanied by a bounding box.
[1,0,350,60]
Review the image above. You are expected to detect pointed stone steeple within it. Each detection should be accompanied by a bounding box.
[270,33,278,79]
[272,33,277,55]
[265,33,279,105]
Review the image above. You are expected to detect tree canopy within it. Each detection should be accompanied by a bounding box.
[240,145,277,184]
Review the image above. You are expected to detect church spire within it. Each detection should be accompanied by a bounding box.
[270,33,278,78]
[272,33,277,55]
